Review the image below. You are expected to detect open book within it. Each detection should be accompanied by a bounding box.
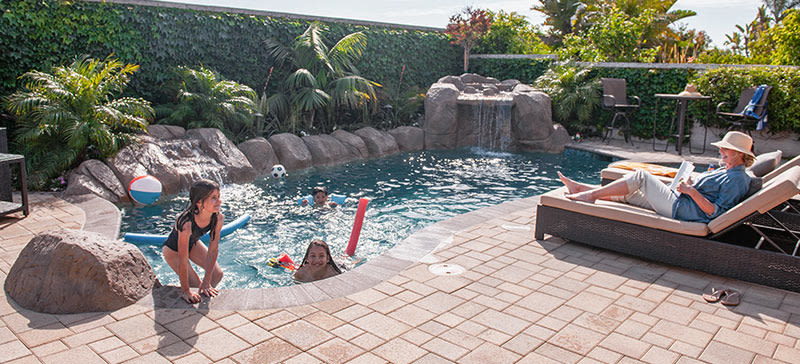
[668,161,694,193]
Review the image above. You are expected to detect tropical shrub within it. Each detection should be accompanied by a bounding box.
[157,66,256,143]
[752,9,800,65]
[558,7,660,62]
[4,56,153,188]
[534,63,601,134]
[262,22,378,134]
[474,10,550,54]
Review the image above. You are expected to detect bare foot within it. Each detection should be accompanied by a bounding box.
[565,191,597,203]
[558,172,593,194]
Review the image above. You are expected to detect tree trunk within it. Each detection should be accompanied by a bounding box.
[463,47,470,72]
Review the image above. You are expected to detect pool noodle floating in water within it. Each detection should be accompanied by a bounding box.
[297,194,346,206]
[123,214,251,244]
[346,198,369,256]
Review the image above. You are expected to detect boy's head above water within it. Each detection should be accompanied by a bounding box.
[312,186,329,204]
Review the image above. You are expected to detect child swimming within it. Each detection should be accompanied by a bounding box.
[293,239,342,282]
[161,179,224,304]
[301,186,339,207]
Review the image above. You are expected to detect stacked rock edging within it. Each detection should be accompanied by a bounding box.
[424,73,570,153]
[63,125,425,202]
[4,229,157,314]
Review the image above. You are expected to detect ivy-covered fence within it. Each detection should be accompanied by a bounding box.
[0,0,461,104]
[469,56,800,136]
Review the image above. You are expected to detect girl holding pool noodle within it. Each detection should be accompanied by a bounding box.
[162,179,225,304]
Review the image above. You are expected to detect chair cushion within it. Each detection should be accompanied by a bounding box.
[708,166,800,233]
[748,150,782,177]
[540,187,710,236]
[763,154,800,183]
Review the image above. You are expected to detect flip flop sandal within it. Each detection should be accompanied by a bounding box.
[702,288,724,303]
[721,289,741,306]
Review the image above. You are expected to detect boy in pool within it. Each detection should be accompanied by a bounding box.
[293,239,342,282]
[301,186,339,207]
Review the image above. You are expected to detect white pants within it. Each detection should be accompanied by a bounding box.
[617,170,678,217]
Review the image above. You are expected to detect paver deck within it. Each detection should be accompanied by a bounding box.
[1,142,799,364]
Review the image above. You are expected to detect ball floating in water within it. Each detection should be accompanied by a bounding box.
[271,164,287,178]
[129,175,162,204]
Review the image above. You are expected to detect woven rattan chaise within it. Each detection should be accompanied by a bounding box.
[534,166,800,292]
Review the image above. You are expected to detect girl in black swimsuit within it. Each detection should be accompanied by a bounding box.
[162,179,224,304]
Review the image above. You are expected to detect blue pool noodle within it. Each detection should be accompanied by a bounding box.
[123,214,251,245]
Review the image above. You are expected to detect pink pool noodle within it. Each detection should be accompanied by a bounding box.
[346,198,369,256]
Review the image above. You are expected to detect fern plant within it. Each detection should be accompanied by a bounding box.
[5,55,153,188]
[158,66,256,142]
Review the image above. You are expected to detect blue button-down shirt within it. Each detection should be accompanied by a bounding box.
[672,165,751,223]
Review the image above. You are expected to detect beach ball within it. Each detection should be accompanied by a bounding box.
[129,175,162,204]
[271,164,287,178]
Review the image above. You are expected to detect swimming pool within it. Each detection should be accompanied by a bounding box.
[119,148,611,288]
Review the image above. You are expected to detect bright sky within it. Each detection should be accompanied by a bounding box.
[162,0,763,48]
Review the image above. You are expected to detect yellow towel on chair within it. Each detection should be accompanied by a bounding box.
[608,161,679,177]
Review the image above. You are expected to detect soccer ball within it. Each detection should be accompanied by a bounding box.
[271,164,286,178]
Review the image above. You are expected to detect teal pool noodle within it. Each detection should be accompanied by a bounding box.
[123,214,251,244]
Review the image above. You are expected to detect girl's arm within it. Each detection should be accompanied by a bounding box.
[200,215,224,296]
[177,222,201,303]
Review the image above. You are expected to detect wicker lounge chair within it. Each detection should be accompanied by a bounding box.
[534,166,800,292]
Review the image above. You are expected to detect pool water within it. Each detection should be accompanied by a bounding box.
[120,148,611,288]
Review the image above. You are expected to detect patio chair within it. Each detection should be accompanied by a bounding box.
[601,78,640,145]
[534,166,800,292]
[716,86,772,133]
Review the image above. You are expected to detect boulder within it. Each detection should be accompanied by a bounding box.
[109,137,228,194]
[436,75,465,91]
[4,229,157,314]
[64,160,128,203]
[331,130,369,159]
[268,133,313,171]
[512,91,554,141]
[353,127,399,158]
[423,83,460,149]
[461,73,491,84]
[147,125,185,139]
[388,126,425,152]
[186,128,255,183]
[302,134,356,166]
[237,137,279,176]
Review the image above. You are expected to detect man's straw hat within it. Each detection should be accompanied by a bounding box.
[710,131,755,157]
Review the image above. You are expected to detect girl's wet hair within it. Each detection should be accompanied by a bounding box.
[300,239,342,274]
[312,186,328,196]
[176,179,220,240]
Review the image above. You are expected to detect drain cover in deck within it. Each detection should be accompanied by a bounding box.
[428,263,465,276]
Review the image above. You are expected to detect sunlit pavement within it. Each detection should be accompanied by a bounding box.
[0,141,799,364]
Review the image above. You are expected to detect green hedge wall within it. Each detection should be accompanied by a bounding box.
[471,57,800,136]
[0,0,461,105]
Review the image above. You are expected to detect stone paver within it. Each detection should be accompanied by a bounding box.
[2,148,799,364]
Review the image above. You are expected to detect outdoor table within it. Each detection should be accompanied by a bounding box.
[0,153,28,217]
[652,93,712,155]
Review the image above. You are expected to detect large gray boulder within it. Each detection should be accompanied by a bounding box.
[388,126,425,152]
[237,137,280,176]
[186,128,255,183]
[353,127,399,158]
[423,83,460,149]
[331,130,368,159]
[5,229,157,314]
[303,134,356,167]
[64,160,128,203]
[268,133,313,171]
[147,125,185,140]
[108,137,224,194]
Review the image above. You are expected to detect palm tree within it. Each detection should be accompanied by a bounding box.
[5,55,153,188]
[262,22,378,133]
[159,66,256,142]
[532,0,584,43]
[763,0,800,23]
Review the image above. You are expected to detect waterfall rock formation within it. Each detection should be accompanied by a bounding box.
[424,73,570,153]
